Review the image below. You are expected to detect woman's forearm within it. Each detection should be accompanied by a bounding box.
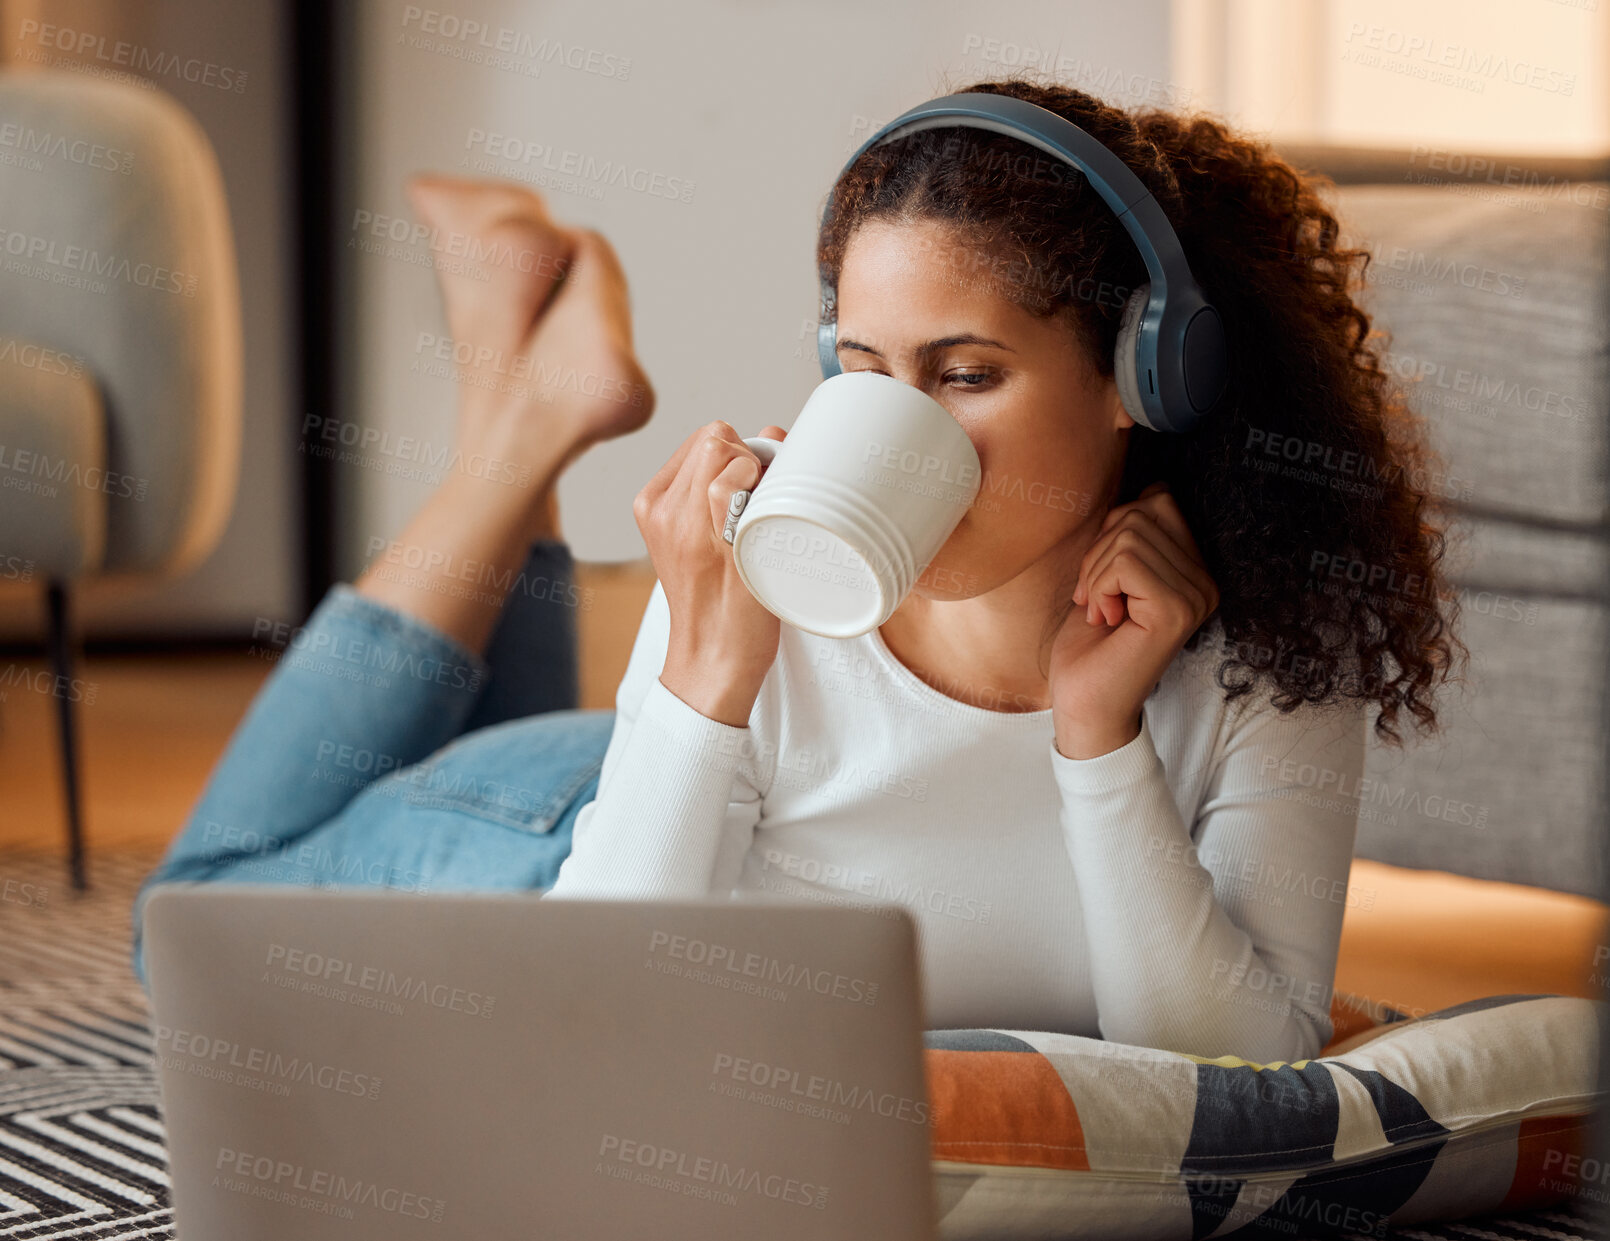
[1052,715,1352,1063]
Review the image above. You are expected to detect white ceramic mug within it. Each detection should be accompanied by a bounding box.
[729,371,981,638]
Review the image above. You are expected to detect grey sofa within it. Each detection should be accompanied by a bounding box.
[1274,143,1610,900]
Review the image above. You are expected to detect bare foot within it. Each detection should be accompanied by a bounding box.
[407,176,656,533]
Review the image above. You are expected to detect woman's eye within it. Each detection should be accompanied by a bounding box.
[945,369,995,389]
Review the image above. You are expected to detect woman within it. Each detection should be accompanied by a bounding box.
[134,79,1460,1064]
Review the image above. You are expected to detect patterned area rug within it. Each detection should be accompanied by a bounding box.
[0,850,172,1238]
[0,848,1603,1241]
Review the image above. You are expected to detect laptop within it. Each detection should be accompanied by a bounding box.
[142,886,938,1239]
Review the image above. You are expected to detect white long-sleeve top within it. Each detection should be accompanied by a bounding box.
[548,581,1367,1063]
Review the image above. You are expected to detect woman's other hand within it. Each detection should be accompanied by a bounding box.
[638,421,788,726]
[1050,482,1220,758]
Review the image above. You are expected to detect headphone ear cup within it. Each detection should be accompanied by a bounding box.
[817,317,841,379]
[1113,284,1151,430]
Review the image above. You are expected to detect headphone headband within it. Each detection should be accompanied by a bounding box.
[817,92,1227,434]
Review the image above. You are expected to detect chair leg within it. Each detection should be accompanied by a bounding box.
[45,579,87,892]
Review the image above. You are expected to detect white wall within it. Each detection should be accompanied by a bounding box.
[337,0,1177,570]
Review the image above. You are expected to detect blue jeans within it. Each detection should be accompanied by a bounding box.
[130,540,610,986]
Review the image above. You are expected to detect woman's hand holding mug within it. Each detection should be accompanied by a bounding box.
[637,420,788,727]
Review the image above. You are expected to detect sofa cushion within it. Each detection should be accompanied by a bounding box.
[1333,182,1608,527]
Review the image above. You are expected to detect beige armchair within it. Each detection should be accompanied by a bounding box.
[0,68,242,886]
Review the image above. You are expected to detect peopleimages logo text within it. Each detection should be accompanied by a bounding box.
[596,1134,828,1209]
[264,944,495,1017]
[0,226,196,295]
[463,130,693,203]
[711,1052,929,1124]
[647,931,880,1005]
[215,1147,445,1222]
[15,20,248,92]
[155,1024,382,1100]
[401,6,630,79]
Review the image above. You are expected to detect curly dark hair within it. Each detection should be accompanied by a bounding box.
[815,75,1466,743]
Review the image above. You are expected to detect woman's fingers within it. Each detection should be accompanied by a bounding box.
[1097,484,1201,553]
[677,422,751,500]
[641,419,730,503]
[1077,515,1213,627]
[639,432,697,504]
[1132,483,1211,567]
[636,420,785,549]
[707,454,762,545]
[1082,531,1208,631]
[1077,501,1217,615]
[636,421,764,538]
[1075,510,1181,602]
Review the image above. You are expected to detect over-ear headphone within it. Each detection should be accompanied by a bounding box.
[817,92,1229,435]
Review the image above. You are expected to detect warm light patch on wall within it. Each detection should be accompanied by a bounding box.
[1173,0,1609,155]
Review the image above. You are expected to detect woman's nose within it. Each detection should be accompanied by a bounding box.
[884,369,942,401]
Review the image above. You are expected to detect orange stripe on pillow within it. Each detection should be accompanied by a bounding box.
[924,1048,1089,1171]
[1499,1114,1596,1212]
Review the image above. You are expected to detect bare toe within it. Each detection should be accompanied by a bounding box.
[408,176,574,354]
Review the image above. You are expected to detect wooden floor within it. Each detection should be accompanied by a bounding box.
[2,648,269,852]
[2,558,1605,1021]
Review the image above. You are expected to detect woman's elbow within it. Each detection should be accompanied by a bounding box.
[1101,1003,1326,1064]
